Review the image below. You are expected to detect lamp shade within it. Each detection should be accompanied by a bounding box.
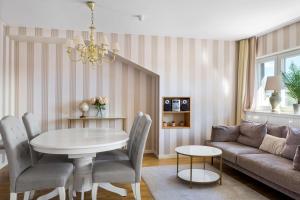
[265,76,282,91]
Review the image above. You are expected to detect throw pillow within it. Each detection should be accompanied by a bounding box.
[259,134,286,155]
[237,120,267,148]
[266,123,289,138]
[211,125,240,142]
[282,128,300,160]
[294,146,300,171]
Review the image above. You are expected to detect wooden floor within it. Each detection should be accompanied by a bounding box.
[0,154,292,200]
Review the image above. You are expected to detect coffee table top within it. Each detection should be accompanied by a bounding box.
[175,145,222,157]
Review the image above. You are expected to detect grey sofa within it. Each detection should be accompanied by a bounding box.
[206,122,300,200]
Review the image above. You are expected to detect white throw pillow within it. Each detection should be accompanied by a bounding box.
[259,134,286,155]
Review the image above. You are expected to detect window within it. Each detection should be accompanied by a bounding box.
[255,58,276,108]
[255,49,300,112]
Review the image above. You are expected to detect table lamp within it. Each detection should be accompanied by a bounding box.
[265,76,282,112]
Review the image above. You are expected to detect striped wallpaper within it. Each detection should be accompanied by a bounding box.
[2,25,237,157]
[257,21,300,57]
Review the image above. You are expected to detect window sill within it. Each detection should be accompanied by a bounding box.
[244,109,300,119]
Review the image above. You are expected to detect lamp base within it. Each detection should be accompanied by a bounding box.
[269,92,281,112]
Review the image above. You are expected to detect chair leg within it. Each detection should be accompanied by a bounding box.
[29,191,35,200]
[92,183,98,200]
[10,193,17,200]
[131,183,141,200]
[23,191,30,200]
[68,185,73,200]
[81,192,84,200]
[131,183,136,199]
[58,187,66,200]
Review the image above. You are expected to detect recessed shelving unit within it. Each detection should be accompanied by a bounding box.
[162,97,191,129]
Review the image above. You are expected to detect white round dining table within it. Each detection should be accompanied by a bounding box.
[30,128,129,200]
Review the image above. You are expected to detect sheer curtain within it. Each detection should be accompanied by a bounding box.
[236,37,257,124]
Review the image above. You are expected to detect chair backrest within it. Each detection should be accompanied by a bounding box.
[129,114,152,182]
[127,112,143,158]
[0,116,32,192]
[22,112,42,140]
[22,112,43,164]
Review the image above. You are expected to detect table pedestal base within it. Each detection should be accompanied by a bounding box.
[73,157,93,193]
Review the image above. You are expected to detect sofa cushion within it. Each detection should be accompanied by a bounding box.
[211,125,240,142]
[237,153,300,194]
[294,146,300,171]
[259,134,286,155]
[282,128,300,160]
[208,141,264,163]
[267,123,289,138]
[237,120,267,148]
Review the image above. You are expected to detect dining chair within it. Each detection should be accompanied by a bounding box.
[95,112,143,161]
[22,112,69,165]
[0,139,5,163]
[91,114,152,200]
[0,116,74,200]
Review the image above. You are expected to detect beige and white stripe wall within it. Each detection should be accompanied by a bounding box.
[257,21,300,57]
[1,22,238,157]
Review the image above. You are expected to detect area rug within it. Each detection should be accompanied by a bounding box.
[142,165,268,200]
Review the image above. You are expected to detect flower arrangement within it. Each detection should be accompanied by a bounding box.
[89,96,108,117]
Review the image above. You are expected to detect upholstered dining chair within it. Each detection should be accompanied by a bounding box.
[91,114,152,200]
[95,112,143,161]
[22,112,69,164]
[0,116,74,200]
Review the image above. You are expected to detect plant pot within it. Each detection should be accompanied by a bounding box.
[293,104,300,115]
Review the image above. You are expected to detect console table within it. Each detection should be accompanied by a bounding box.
[67,116,127,130]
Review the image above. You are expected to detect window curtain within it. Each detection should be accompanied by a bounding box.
[236,37,257,124]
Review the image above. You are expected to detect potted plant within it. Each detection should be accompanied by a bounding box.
[282,63,300,114]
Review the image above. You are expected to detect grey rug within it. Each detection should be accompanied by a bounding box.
[142,165,268,200]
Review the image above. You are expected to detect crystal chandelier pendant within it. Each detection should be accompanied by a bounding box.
[65,1,120,66]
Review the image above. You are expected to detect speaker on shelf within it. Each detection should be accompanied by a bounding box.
[164,99,172,111]
[180,99,190,111]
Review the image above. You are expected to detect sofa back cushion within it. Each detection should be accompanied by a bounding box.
[282,128,300,160]
[294,146,300,171]
[211,125,240,142]
[259,134,286,155]
[237,120,267,148]
[267,123,288,138]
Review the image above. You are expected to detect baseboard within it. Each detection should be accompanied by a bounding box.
[158,154,177,159]
[144,150,154,154]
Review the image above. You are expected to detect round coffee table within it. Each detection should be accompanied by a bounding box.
[175,145,222,188]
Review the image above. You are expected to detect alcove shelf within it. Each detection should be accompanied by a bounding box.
[162,97,191,129]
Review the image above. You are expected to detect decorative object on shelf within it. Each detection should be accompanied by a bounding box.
[179,121,185,126]
[89,96,108,117]
[162,121,168,127]
[265,76,282,112]
[172,99,180,112]
[180,99,190,111]
[65,1,120,66]
[282,64,300,114]
[171,121,176,127]
[79,101,90,118]
[163,98,172,111]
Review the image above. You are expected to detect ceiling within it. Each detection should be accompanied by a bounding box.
[1,0,300,40]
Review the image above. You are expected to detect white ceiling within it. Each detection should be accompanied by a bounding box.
[1,0,300,40]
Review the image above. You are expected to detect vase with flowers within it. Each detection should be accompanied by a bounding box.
[89,96,108,117]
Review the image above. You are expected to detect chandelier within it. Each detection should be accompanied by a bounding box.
[65,1,120,65]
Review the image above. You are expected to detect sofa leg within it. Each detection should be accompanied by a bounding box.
[211,157,213,165]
